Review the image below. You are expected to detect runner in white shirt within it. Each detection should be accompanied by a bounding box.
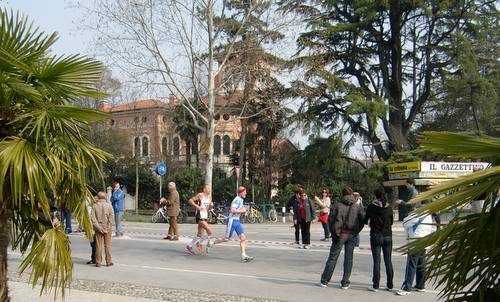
[209,186,253,262]
[186,185,214,255]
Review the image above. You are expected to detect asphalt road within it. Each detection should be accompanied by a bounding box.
[8,220,441,302]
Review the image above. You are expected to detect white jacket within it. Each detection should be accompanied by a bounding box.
[403,212,435,241]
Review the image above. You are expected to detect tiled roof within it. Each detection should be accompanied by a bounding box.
[110,99,170,112]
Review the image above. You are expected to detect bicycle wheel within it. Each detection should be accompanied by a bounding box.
[151,211,161,223]
[268,209,278,222]
[256,213,264,224]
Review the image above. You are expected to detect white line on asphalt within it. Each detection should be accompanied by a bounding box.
[116,262,440,294]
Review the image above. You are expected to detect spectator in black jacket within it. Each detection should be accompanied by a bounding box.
[364,189,394,292]
[320,186,365,289]
[286,189,301,244]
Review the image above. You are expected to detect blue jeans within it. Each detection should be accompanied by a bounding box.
[320,234,356,287]
[370,235,394,289]
[115,211,124,236]
[63,210,72,234]
[401,249,426,291]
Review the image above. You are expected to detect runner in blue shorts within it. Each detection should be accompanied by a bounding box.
[209,186,253,262]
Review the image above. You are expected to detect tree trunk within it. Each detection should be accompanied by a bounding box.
[204,0,215,192]
[237,120,247,190]
[0,207,11,302]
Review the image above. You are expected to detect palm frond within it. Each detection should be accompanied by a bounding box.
[418,132,500,160]
[18,227,72,299]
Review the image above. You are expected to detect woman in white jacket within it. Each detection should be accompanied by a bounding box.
[313,188,331,241]
[397,203,435,296]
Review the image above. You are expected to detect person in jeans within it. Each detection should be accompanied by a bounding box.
[396,201,435,296]
[296,189,314,249]
[313,188,331,241]
[364,189,394,292]
[320,186,365,289]
[287,189,301,244]
[111,179,125,237]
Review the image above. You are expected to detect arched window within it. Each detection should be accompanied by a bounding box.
[142,136,149,157]
[188,136,198,155]
[173,137,180,159]
[223,135,231,155]
[214,135,221,156]
[162,137,168,157]
[134,137,140,157]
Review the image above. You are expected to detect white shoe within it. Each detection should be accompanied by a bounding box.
[414,288,426,293]
[367,287,378,292]
[318,282,327,288]
[341,285,349,290]
[303,245,310,249]
[396,290,411,296]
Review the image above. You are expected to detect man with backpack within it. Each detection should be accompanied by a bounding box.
[319,186,365,289]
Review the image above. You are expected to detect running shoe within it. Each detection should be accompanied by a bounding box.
[241,255,254,263]
[205,240,213,254]
[186,245,195,255]
[318,282,327,288]
[197,243,205,256]
[367,287,378,292]
[341,285,349,290]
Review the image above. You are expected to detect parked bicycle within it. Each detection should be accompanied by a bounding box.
[242,203,264,224]
[267,203,278,223]
[151,205,169,223]
[208,205,228,224]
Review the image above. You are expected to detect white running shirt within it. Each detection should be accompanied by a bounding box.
[199,194,211,219]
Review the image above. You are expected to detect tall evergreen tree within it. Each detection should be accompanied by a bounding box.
[214,0,288,199]
[281,0,498,160]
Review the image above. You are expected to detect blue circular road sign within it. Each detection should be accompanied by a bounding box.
[156,162,167,176]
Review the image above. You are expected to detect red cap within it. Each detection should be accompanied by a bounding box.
[238,186,246,194]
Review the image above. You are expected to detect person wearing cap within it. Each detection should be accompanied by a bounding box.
[111,179,125,237]
[209,186,253,262]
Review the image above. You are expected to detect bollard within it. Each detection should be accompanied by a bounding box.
[282,206,286,224]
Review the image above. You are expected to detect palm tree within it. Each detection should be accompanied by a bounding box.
[403,132,500,302]
[0,9,110,300]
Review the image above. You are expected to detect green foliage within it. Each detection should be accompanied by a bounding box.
[282,0,498,160]
[402,132,500,301]
[289,135,383,201]
[0,8,109,298]
[167,167,204,204]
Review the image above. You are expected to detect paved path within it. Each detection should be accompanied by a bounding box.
[7,221,441,301]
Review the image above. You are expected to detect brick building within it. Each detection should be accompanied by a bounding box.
[98,95,242,174]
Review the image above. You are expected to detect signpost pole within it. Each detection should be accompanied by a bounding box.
[159,176,162,199]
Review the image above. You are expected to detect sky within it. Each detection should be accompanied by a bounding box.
[2,0,369,158]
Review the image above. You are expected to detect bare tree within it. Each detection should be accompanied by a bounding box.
[81,0,291,191]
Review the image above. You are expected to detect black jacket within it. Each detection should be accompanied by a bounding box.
[364,200,393,237]
[330,195,365,236]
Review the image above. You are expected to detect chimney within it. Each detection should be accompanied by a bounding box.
[169,94,177,104]
[98,100,110,112]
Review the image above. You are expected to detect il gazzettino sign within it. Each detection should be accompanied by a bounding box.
[420,162,490,172]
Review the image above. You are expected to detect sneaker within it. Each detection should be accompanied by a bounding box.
[318,282,327,288]
[295,241,300,245]
[341,285,349,290]
[367,287,378,292]
[197,243,205,256]
[186,245,195,255]
[303,245,310,249]
[86,260,95,265]
[241,256,254,262]
[414,288,426,293]
[384,287,394,292]
[205,240,213,254]
[396,290,411,296]
[320,238,328,241]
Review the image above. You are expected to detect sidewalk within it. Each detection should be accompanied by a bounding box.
[8,281,161,302]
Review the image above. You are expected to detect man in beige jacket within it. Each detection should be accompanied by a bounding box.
[162,182,180,240]
[91,191,115,267]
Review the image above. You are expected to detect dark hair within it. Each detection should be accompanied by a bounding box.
[374,189,387,206]
[321,188,330,197]
[293,188,301,194]
[298,188,306,196]
[406,178,415,186]
[342,186,353,196]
